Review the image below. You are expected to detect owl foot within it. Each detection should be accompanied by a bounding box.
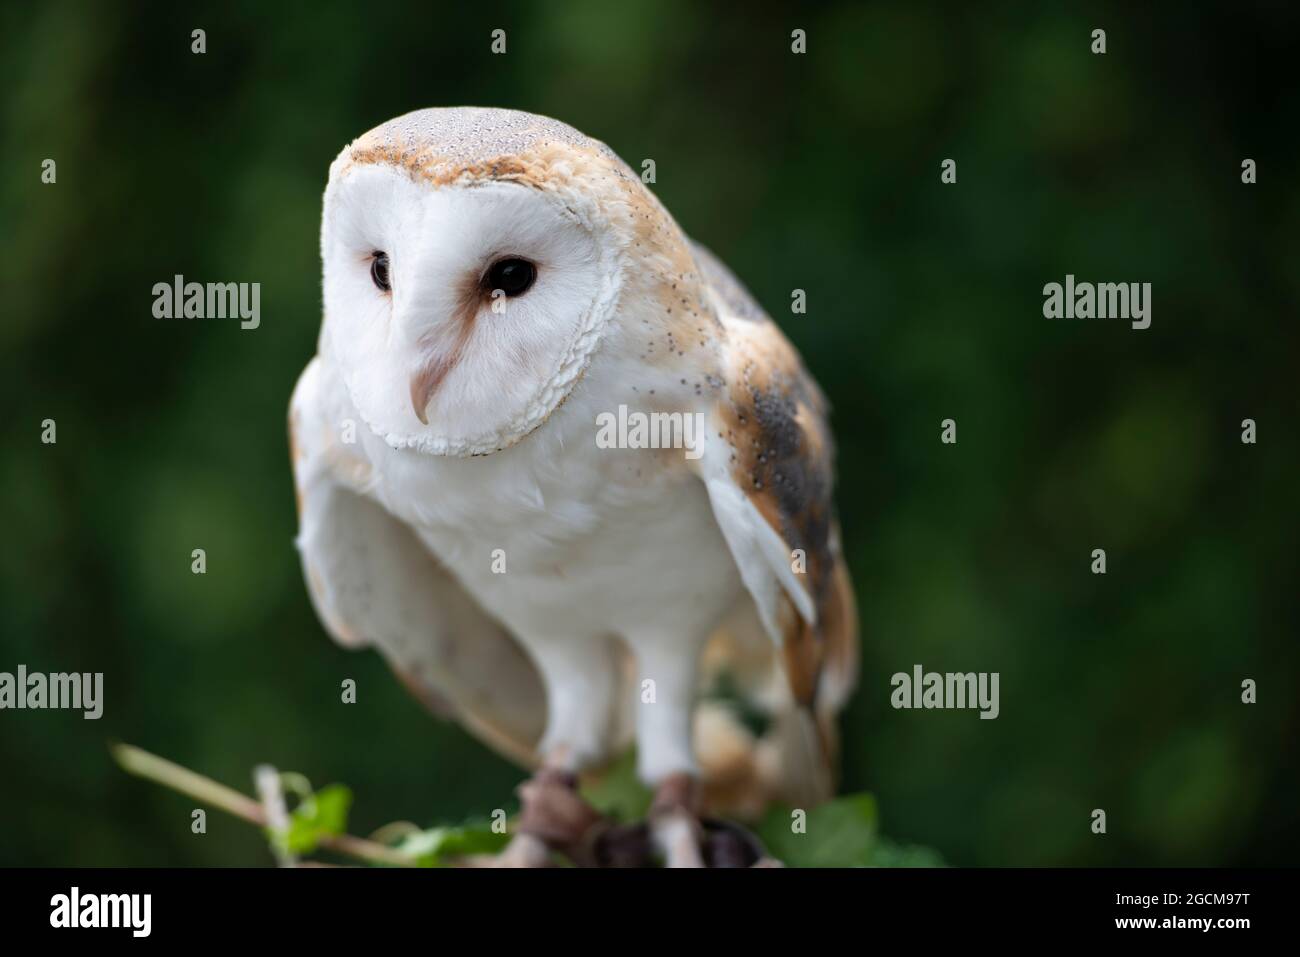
[649,772,707,868]
[644,774,775,867]
[493,767,604,867]
[490,769,776,867]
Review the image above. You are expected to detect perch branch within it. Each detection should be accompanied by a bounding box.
[110,742,414,867]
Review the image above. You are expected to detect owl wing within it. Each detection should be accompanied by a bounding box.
[289,356,545,768]
[691,241,858,719]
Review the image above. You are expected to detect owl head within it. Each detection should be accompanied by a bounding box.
[319,107,664,457]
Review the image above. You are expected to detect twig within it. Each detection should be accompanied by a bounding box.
[110,742,415,867]
[254,764,296,867]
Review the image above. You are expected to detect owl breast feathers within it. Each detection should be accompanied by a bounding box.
[291,107,857,814]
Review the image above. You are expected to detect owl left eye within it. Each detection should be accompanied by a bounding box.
[370,252,391,292]
[485,258,537,298]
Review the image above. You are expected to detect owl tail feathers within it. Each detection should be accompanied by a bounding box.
[695,700,837,819]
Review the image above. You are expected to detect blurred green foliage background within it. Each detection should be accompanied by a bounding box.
[1,0,1296,866]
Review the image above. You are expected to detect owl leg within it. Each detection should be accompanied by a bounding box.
[493,636,620,867]
[628,633,707,868]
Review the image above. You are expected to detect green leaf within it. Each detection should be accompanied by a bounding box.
[396,822,510,867]
[581,750,652,821]
[865,839,945,868]
[756,793,944,867]
[270,783,352,855]
[757,792,878,867]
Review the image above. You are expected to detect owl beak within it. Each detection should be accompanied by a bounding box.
[408,348,461,426]
[409,376,431,426]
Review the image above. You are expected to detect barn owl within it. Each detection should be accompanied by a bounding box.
[290,107,858,866]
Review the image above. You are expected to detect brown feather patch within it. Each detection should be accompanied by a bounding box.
[714,311,856,713]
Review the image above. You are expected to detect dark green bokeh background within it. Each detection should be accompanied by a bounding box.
[2,1,1296,866]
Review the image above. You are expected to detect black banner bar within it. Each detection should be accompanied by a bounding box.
[0,867,1289,944]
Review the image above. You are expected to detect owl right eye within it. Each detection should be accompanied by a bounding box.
[370,252,391,292]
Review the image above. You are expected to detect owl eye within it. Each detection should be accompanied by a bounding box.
[485,258,536,298]
[370,252,391,292]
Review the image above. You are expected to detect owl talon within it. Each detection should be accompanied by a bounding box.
[492,770,775,867]
[492,767,605,866]
[651,810,706,867]
[649,773,706,868]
